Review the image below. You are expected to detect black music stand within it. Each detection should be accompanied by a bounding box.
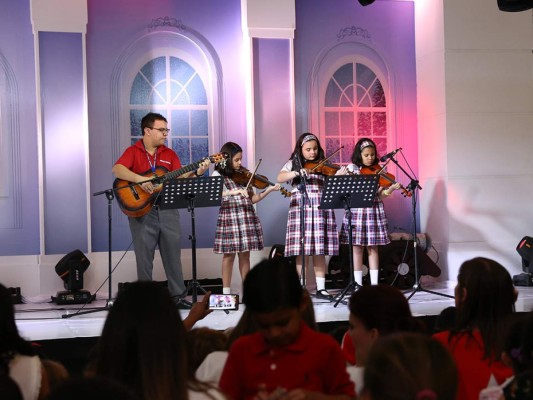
[319,174,379,307]
[159,176,223,304]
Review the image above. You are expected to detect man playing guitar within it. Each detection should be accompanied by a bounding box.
[112,112,210,309]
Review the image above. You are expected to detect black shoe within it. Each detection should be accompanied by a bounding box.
[315,290,334,301]
[176,299,192,310]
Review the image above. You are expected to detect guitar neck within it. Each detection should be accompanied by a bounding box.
[163,160,202,181]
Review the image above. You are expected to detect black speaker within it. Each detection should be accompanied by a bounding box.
[269,244,296,268]
[378,240,440,290]
[497,0,533,12]
[328,241,441,290]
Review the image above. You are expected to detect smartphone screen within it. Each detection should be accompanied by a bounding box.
[208,294,239,311]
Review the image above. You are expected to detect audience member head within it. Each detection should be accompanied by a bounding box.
[41,359,69,394]
[242,258,305,347]
[225,286,317,351]
[0,283,35,356]
[47,376,138,400]
[434,306,457,333]
[0,356,22,400]
[89,281,191,400]
[518,309,533,371]
[362,332,458,400]
[187,327,227,373]
[0,375,23,400]
[500,314,529,374]
[348,284,426,365]
[452,257,516,359]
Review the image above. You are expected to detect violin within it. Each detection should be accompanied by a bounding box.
[360,165,412,197]
[302,145,344,176]
[232,167,291,198]
[303,160,341,176]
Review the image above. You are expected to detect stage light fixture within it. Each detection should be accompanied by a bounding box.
[53,249,93,304]
[514,236,533,286]
[358,0,376,5]
[497,0,533,12]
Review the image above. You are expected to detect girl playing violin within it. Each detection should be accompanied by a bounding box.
[339,138,401,286]
[213,142,280,294]
[277,133,347,300]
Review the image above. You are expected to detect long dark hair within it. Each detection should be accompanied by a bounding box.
[363,333,458,400]
[0,284,35,357]
[89,281,215,400]
[349,285,426,335]
[215,142,242,176]
[451,257,516,360]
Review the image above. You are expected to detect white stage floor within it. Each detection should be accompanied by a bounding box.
[14,281,533,342]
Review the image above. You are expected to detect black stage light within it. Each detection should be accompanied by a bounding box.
[358,0,376,5]
[514,236,533,286]
[497,0,533,12]
[53,249,93,304]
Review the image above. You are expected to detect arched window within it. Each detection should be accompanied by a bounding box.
[129,55,209,166]
[323,61,388,164]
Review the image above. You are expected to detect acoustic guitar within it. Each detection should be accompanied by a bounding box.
[114,152,228,218]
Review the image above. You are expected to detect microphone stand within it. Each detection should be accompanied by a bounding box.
[387,156,453,301]
[293,155,310,288]
[63,174,175,319]
[62,188,116,318]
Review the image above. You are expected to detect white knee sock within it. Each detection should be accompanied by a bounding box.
[353,271,363,286]
[222,287,231,294]
[370,269,379,285]
[316,277,326,291]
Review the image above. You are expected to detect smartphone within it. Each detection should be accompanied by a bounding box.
[208,294,239,311]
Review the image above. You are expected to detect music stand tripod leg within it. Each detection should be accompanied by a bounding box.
[334,204,360,308]
[175,195,210,307]
[317,174,377,307]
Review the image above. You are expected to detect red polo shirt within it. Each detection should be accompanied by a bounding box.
[115,140,181,175]
[434,330,513,400]
[219,323,355,400]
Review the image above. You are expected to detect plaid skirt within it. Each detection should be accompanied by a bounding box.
[284,184,339,257]
[339,198,390,246]
[213,177,264,254]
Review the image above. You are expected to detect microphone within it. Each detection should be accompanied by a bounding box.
[379,148,402,162]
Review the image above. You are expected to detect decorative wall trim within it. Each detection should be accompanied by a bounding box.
[147,16,186,32]
[0,51,23,228]
[336,26,372,42]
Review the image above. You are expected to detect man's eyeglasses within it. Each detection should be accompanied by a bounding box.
[150,127,170,134]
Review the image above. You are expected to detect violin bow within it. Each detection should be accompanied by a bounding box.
[377,158,392,175]
[310,145,344,172]
[245,159,263,191]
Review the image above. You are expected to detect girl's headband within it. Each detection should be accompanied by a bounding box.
[301,134,318,146]
[360,140,374,151]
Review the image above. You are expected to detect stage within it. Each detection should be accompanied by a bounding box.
[15,280,533,341]
[13,281,533,374]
